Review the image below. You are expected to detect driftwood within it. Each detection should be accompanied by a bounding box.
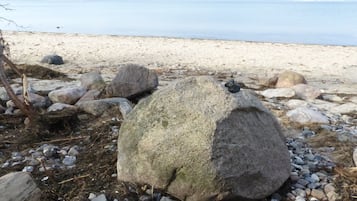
[0,31,40,128]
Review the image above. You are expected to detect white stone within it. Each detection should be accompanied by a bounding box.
[286,107,329,124]
[285,99,309,109]
[261,88,296,99]
[353,147,357,167]
[331,103,357,114]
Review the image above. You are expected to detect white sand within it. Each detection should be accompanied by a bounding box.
[3,31,357,94]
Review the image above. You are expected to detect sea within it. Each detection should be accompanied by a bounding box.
[1,0,357,46]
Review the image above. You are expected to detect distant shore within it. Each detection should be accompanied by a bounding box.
[3,31,357,94]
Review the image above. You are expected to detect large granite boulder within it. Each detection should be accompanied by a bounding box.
[117,76,290,201]
[0,172,41,201]
[276,70,307,88]
[106,64,158,98]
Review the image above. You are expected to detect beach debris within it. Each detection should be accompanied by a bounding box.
[292,84,321,100]
[224,79,240,93]
[276,70,307,88]
[40,54,64,65]
[117,76,290,201]
[353,147,357,167]
[80,71,106,90]
[48,86,86,104]
[106,64,158,98]
[0,172,41,201]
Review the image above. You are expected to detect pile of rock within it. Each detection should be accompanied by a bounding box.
[0,64,158,119]
[0,68,356,201]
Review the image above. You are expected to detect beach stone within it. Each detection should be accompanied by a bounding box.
[330,102,357,115]
[261,88,296,99]
[285,99,309,109]
[324,183,336,194]
[286,107,329,124]
[40,54,64,65]
[326,191,338,201]
[310,189,326,200]
[276,70,307,88]
[6,93,50,109]
[106,64,158,98]
[48,86,86,104]
[75,89,102,105]
[292,84,321,100]
[117,76,290,201]
[47,103,78,114]
[322,94,343,103]
[349,96,357,104]
[77,98,132,117]
[91,194,107,201]
[0,172,41,201]
[80,71,106,90]
[309,99,339,112]
[0,84,23,101]
[30,79,80,95]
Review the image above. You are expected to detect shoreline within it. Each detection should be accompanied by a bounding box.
[2,31,357,94]
[4,30,356,48]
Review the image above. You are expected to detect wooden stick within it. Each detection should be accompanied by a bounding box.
[58,174,90,185]
[2,55,22,76]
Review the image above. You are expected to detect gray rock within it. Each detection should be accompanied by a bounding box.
[47,103,78,113]
[322,94,343,103]
[324,183,336,194]
[117,76,290,201]
[0,172,41,201]
[76,89,102,105]
[286,107,329,124]
[91,194,107,201]
[331,103,357,115]
[292,84,321,100]
[310,189,326,200]
[41,54,64,65]
[68,146,80,156]
[309,99,339,112]
[0,84,23,101]
[106,64,158,98]
[77,98,132,117]
[349,96,357,104]
[48,86,86,104]
[261,88,296,99]
[62,155,76,166]
[276,71,307,88]
[295,195,306,201]
[30,79,80,95]
[326,191,338,201]
[285,99,309,109]
[80,71,106,90]
[160,196,174,201]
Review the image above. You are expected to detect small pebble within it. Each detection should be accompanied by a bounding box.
[62,155,76,166]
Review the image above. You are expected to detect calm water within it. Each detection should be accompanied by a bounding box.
[1,0,357,46]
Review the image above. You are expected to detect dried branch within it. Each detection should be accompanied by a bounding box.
[0,31,39,125]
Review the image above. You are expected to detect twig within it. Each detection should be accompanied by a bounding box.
[58,174,90,185]
[35,136,87,144]
[2,55,22,76]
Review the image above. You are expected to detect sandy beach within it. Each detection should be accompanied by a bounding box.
[3,31,357,94]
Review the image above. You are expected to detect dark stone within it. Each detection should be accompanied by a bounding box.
[224,79,241,93]
[41,55,64,65]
